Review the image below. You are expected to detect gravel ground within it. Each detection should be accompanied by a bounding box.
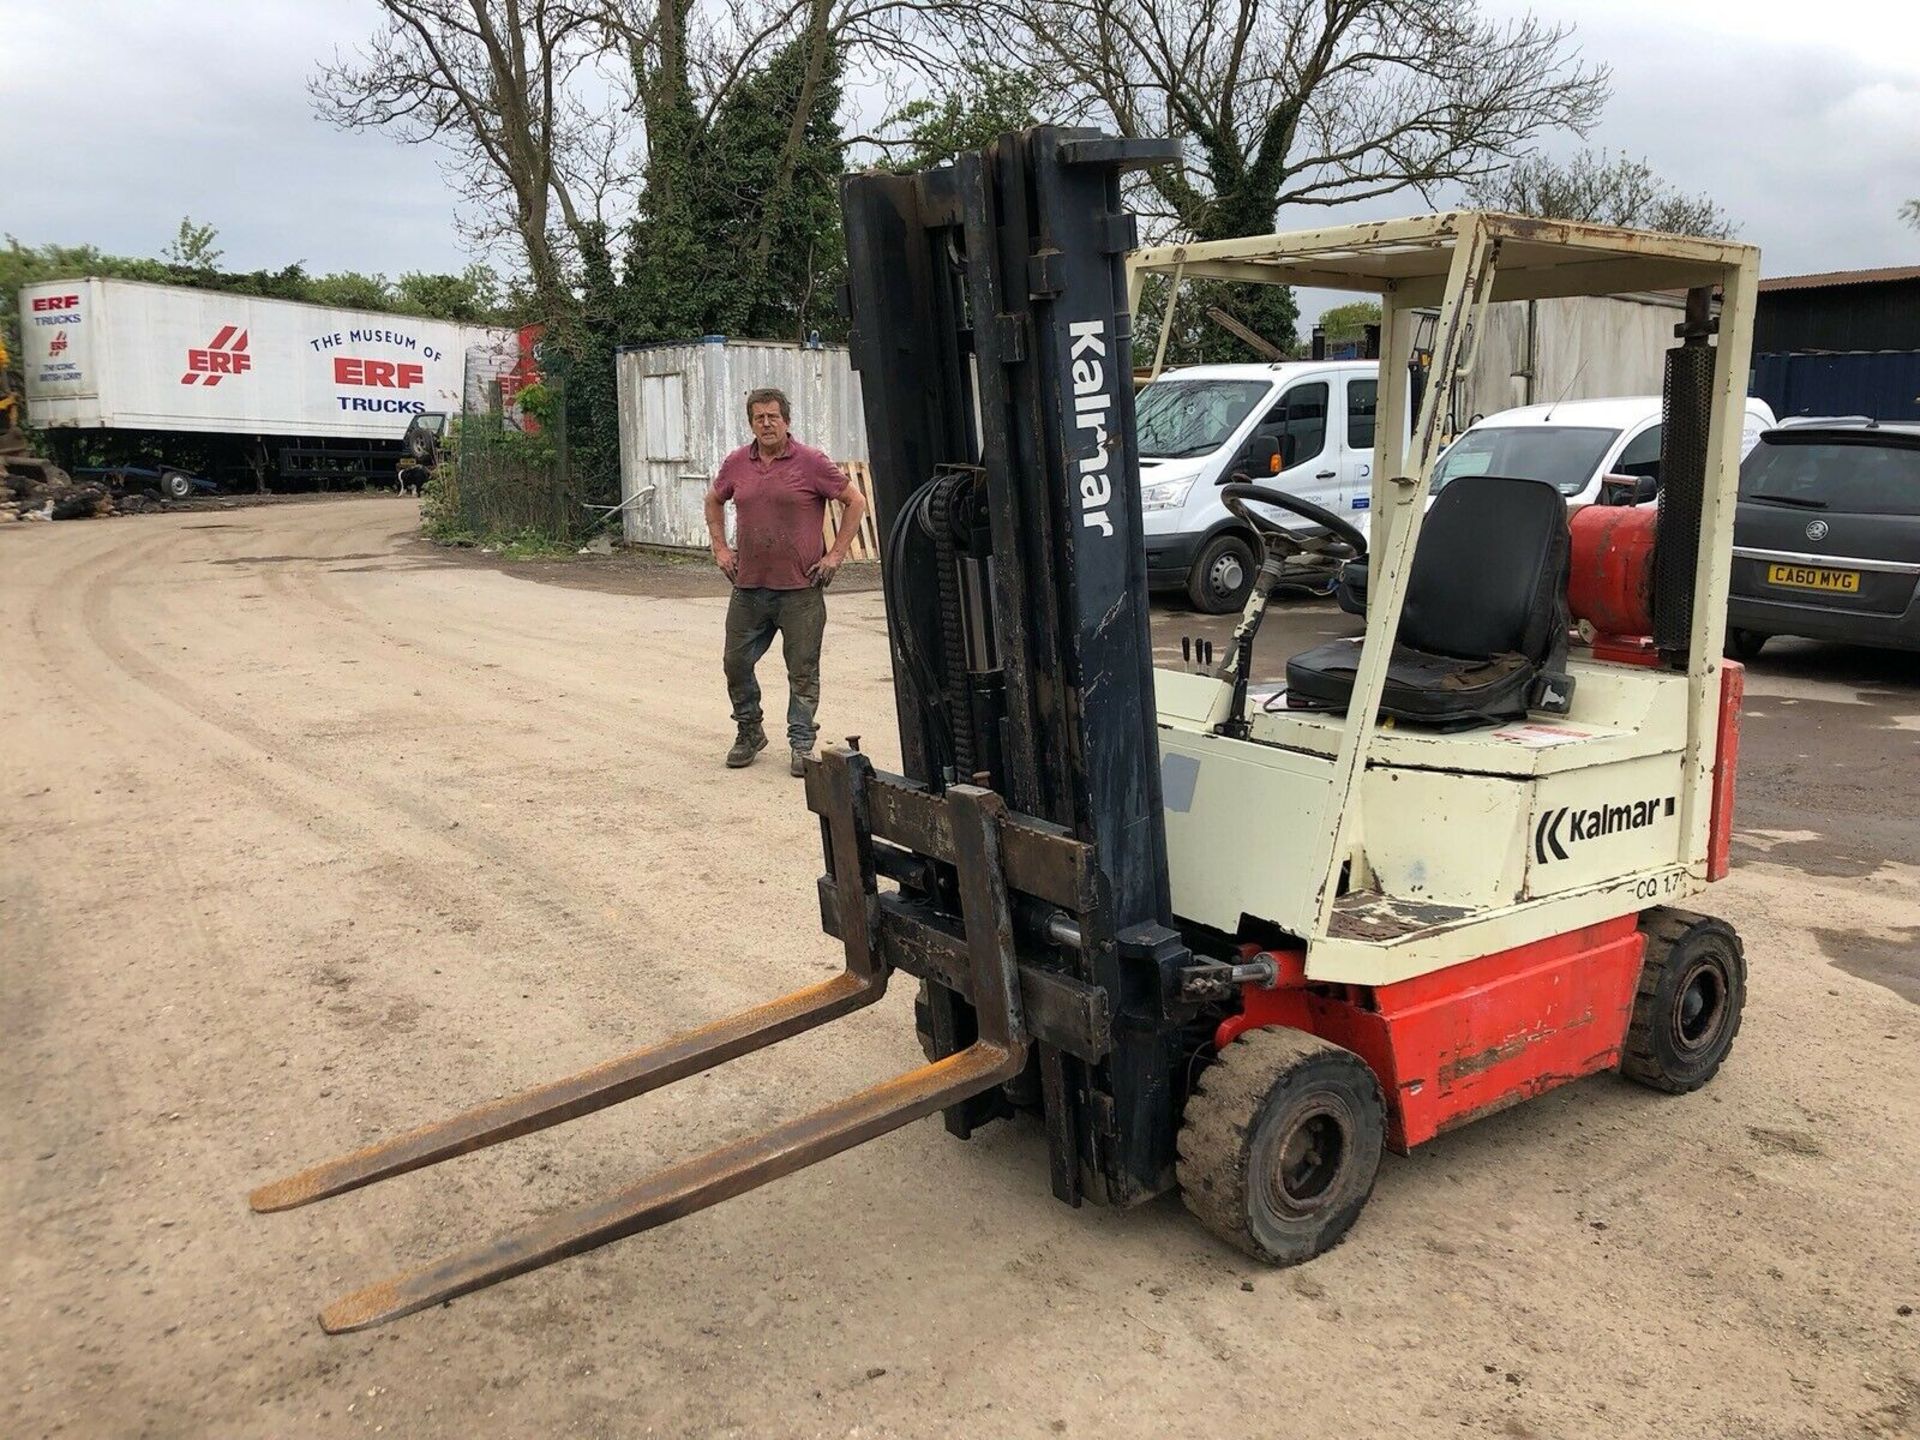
[4,496,1916,1439]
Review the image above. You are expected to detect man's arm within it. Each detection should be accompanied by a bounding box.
[808,479,868,585]
[704,485,737,580]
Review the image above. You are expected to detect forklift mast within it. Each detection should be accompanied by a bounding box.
[835,128,1192,1205]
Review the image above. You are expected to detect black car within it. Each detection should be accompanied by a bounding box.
[1727,421,1920,657]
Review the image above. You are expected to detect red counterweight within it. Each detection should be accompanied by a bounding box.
[1568,502,1658,664]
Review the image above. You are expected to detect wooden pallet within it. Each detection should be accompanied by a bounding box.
[822,459,882,561]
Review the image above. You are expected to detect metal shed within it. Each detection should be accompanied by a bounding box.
[1453,292,1684,424]
[615,337,868,547]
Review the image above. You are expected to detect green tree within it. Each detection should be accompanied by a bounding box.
[162,217,224,271]
[622,30,847,342]
[1318,301,1382,340]
[395,264,504,323]
[1133,275,1301,367]
[305,271,396,310]
[877,62,1042,171]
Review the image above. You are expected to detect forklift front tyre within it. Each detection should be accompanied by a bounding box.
[1178,1027,1385,1266]
[1621,909,1746,1094]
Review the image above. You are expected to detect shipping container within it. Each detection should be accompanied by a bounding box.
[616,337,868,547]
[1752,350,1920,423]
[18,277,514,488]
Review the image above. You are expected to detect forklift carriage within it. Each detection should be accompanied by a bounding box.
[253,128,1757,1329]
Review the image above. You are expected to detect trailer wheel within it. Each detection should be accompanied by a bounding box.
[159,469,195,502]
[1186,533,1256,614]
[1622,909,1746,1094]
[1178,1027,1384,1266]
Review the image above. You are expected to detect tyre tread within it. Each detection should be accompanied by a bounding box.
[1622,907,1746,1094]
[1177,1028,1380,1263]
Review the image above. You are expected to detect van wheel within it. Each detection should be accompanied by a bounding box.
[1725,629,1767,661]
[1187,533,1256,614]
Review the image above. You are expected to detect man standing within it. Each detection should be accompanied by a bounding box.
[706,387,868,776]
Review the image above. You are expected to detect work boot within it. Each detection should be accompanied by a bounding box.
[789,748,811,778]
[725,723,767,768]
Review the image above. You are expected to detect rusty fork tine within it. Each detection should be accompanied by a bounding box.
[249,971,881,1214]
[318,1042,1022,1333]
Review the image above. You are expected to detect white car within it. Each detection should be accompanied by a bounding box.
[1429,395,1777,504]
[1137,361,1387,612]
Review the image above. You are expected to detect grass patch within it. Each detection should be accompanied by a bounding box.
[491,528,578,560]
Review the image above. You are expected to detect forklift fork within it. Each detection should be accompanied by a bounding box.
[251,750,1031,1332]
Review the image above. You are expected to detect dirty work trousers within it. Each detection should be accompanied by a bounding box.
[723,584,827,752]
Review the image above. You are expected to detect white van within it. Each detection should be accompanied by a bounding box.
[1138,361,1384,612]
[1429,395,1777,504]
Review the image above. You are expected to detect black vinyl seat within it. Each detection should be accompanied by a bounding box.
[1285,474,1574,727]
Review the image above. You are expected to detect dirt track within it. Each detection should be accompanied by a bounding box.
[4,497,1917,1439]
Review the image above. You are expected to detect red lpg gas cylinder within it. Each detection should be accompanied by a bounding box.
[1569,502,1656,642]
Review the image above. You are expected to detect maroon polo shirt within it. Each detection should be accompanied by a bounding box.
[712,438,850,590]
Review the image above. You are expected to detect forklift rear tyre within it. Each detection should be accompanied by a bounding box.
[1178,1027,1385,1266]
[1622,909,1746,1094]
[1187,533,1256,614]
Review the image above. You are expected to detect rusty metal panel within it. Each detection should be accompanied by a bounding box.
[616,339,869,546]
[804,766,1093,911]
[815,882,1112,1061]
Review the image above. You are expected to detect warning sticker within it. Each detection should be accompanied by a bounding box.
[1489,723,1601,748]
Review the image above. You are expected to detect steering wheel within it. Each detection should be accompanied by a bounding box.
[1220,482,1368,559]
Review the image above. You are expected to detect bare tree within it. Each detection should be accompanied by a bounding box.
[929,0,1609,242]
[311,0,627,314]
[1466,149,1736,238]
[1903,199,1920,231]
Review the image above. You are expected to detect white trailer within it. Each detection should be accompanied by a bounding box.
[18,277,512,489]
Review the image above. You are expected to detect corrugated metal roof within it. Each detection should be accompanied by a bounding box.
[1758,265,1920,293]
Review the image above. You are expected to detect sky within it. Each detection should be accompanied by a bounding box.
[7,0,1919,325]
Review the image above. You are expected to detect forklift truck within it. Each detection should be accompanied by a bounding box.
[252,128,1757,1329]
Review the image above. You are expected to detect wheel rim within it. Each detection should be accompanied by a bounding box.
[1257,1101,1348,1218]
[1672,957,1729,1054]
[1208,551,1245,600]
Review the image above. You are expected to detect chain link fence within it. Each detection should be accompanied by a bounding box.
[426,342,581,545]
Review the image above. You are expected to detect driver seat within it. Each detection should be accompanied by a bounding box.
[1284,475,1574,727]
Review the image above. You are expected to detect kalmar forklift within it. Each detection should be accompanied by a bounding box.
[253,128,1756,1330]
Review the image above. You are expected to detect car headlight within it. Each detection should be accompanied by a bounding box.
[1140,475,1196,511]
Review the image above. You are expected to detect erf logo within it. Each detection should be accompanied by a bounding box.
[183,327,251,386]
[333,358,426,389]
[49,332,69,356]
[33,294,80,312]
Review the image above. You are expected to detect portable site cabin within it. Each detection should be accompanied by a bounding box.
[615,337,869,547]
